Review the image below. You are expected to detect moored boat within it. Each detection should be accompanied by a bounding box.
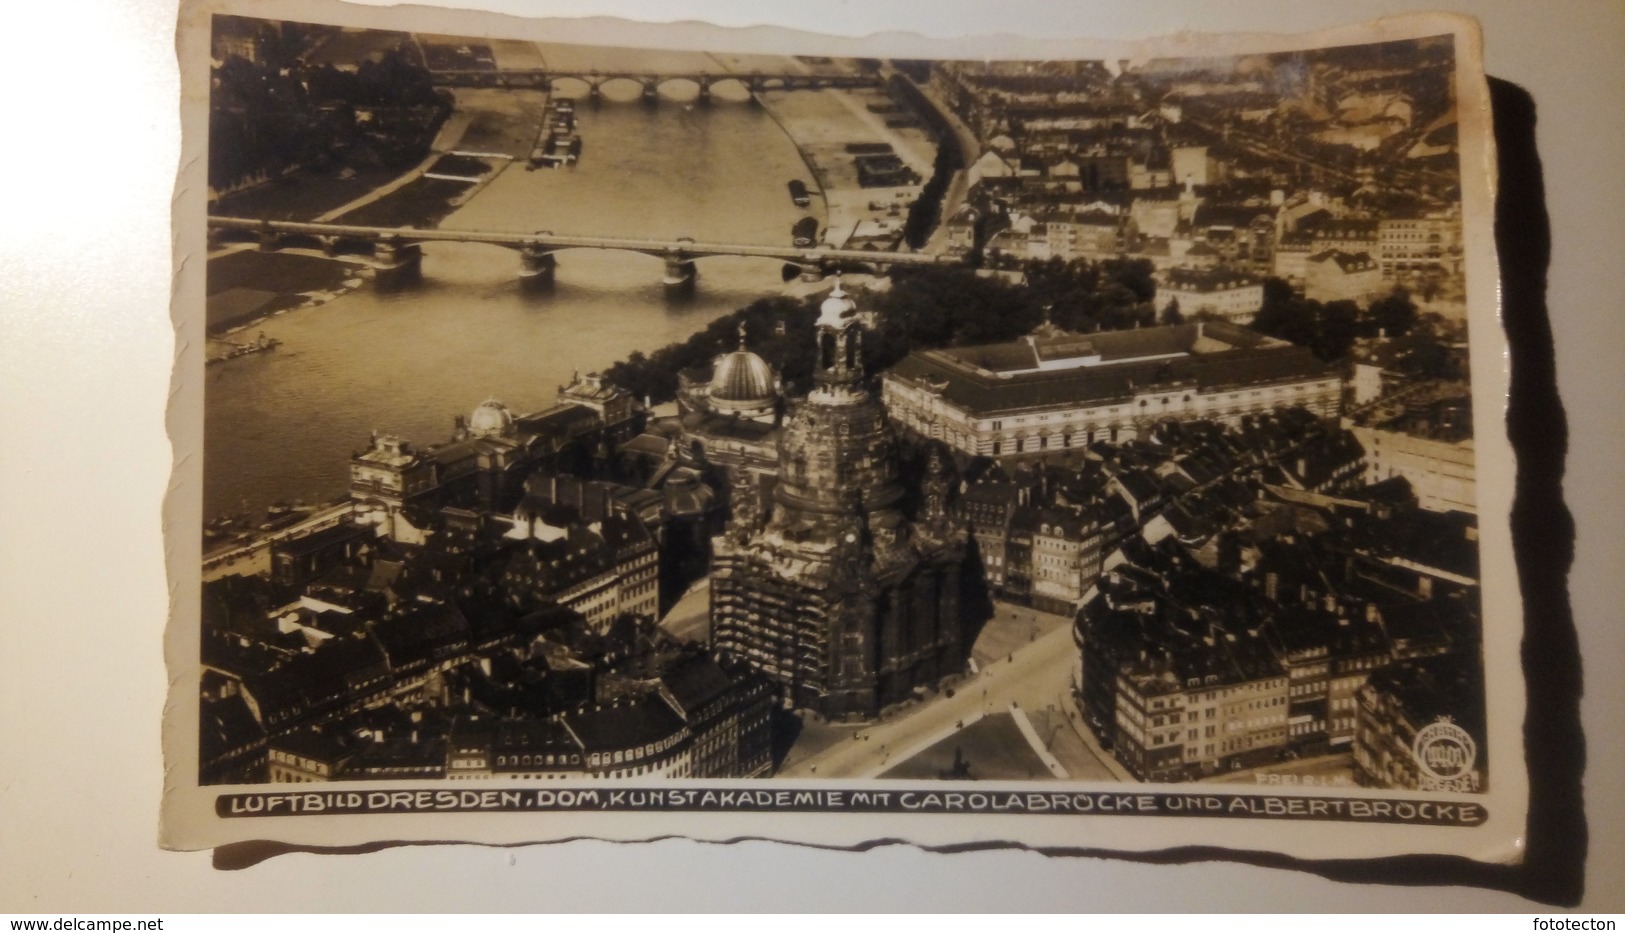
[791,216,818,247]
[528,99,584,168]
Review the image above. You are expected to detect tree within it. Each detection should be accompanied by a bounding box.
[1314,300,1359,362]
[209,47,449,191]
[1367,287,1418,338]
[1103,258,1157,304]
[1261,276,1297,309]
[1160,298,1184,325]
[1251,286,1316,348]
[1250,277,1356,363]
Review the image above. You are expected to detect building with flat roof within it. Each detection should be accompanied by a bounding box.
[881,320,1341,460]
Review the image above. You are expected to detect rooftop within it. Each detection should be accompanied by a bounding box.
[1163,267,1262,292]
[887,321,1333,417]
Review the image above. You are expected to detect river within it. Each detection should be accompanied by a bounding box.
[204,79,819,520]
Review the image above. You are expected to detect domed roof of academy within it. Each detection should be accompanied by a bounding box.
[708,325,779,416]
[468,397,516,437]
[816,279,858,330]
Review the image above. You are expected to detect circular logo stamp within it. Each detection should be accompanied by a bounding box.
[1412,719,1477,786]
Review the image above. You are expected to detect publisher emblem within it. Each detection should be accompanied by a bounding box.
[1412,719,1477,787]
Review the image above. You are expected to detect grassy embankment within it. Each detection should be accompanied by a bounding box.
[206,104,530,334]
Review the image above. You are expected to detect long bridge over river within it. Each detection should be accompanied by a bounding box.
[208,216,958,291]
[426,68,881,102]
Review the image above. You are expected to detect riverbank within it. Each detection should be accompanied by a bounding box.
[755,83,938,250]
[204,87,547,335]
[206,250,367,332]
[203,73,824,522]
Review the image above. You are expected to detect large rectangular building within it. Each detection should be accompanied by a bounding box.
[881,321,1341,460]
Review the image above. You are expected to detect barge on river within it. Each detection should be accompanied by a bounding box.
[207,332,281,366]
[528,98,583,168]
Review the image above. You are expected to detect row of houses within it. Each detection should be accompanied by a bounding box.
[957,187,1454,311]
[948,404,1370,617]
[933,53,1462,310]
[264,647,774,783]
[203,368,763,784]
[1077,497,1483,784]
[206,486,771,784]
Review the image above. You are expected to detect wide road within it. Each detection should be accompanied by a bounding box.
[778,620,1118,780]
[881,65,982,256]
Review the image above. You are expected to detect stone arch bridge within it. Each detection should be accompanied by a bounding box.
[428,69,881,103]
[207,216,955,291]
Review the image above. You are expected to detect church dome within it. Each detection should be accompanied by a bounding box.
[708,324,778,418]
[468,397,515,437]
[711,348,776,404]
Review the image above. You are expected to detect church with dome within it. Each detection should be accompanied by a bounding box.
[674,322,784,489]
[708,281,976,720]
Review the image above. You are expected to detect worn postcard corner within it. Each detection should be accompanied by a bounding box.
[164,0,1523,865]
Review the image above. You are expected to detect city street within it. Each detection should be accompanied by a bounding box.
[778,606,1122,781]
[658,577,711,644]
[660,585,1129,783]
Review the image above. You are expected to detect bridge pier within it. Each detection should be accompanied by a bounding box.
[257,230,281,252]
[641,81,660,106]
[519,246,556,291]
[696,80,712,106]
[588,83,603,104]
[662,255,697,294]
[319,235,340,257]
[372,240,422,290]
[795,262,827,283]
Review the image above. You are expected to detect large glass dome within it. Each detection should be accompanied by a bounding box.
[468,397,515,437]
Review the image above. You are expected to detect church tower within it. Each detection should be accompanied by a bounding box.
[709,280,974,721]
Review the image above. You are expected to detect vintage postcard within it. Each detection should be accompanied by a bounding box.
[165,0,1523,862]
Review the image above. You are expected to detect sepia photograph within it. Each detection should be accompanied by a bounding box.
[163,0,1521,858]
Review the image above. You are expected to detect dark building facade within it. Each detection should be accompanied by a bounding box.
[709,283,973,720]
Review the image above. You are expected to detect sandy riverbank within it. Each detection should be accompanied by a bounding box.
[755,84,939,250]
